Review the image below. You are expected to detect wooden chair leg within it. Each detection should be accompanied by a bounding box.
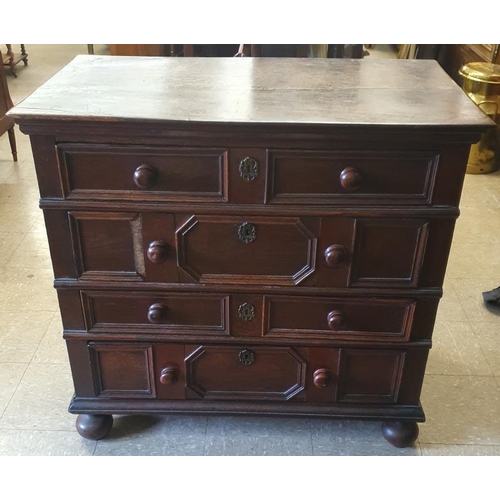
[21,44,28,65]
[8,126,17,162]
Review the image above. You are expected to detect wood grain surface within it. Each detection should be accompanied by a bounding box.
[9,56,493,128]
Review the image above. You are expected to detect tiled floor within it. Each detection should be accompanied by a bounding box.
[0,44,499,456]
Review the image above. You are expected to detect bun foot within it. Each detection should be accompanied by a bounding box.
[76,414,113,440]
[381,421,419,448]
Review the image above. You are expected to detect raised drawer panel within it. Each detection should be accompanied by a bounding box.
[58,144,228,202]
[82,342,427,406]
[317,217,431,288]
[350,218,429,288]
[184,345,307,401]
[176,215,318,286]
[266,149,439,205]
[65,211,446,288]
[88,343,155,398]
[69,212,145,281]
[337,349,406,403]
[263,296,416,341]
[81,291,229,335]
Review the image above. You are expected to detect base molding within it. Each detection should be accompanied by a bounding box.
[69,396,425,422]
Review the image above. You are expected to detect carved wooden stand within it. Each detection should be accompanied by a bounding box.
[3,45,28,78]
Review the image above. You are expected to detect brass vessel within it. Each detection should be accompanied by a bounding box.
[459,62,500,174]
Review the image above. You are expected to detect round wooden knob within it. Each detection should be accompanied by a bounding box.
[147,241,169,264]
[340,167,363,192]
[327,310,346,330]
[324,244,348,268]
[313,368,332,388]
[159,365,179,386]
[133,164,158,189]
[147,303,168,324]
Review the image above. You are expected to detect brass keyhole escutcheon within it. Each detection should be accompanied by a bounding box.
[239,157,259,182]
[238,348,256,366]
[238,302,256,322]
[238,222,256,244]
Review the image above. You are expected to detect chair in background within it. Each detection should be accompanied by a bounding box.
[0,53,17,161]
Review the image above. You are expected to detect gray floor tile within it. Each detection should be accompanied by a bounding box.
[0,363,27,415]
[426,321,493,376]
[421,443,500,456]
[0,203,40,234]
[94,416,171,456]
[6,230,52,268]
[0,232,24,267]
[419,375,500,445]
[0,429,96,456]
[0,266,59,312]
[162,415,208,437]
[435,280,468,323]
[0,311,54,363]
[94,415,206,456]
[312,439,421,456]
[207,415,311,437]
[473,322,500,377]
[31,314,68,364]
[310,419,381,443]
[205,434,313,456]
[309,418,420,455]
[452,278,500,324]
[0,363,75,431]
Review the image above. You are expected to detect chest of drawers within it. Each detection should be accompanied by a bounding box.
[10,56,492,448]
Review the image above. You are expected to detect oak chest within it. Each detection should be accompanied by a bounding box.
[10,56,492,448]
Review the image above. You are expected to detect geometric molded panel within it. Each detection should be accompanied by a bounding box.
[266,149,439,206]
[88,343,155,399]
[337,349,406,403]
[81,291,230,336]
[184,345,306,401]
[349,218,429,288]
[263,295,416,342]
[58,143,229,203]
[176,215,317,286]
[68,211,145,281]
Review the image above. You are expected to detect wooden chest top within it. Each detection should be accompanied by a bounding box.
[9,55,492,130]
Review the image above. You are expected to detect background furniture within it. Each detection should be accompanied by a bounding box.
[112,44,365,58]
[10,56,491,447]
[439,44,500,83]
[2,44,28,77]
[0,53,17,161]
[109,45,168,56]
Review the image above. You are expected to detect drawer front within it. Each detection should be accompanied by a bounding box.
[88,343,156,399]
[263,296,416,341]
[317,216,430,288]
[184,345,308,401]
[68,211,178,282]
[337,348,406,403]
[176,215,319,286]
[81,291,229,335]
[66,212,444,288]
[83,342,426,405]
[58,144,228,203]
[266,149,439,205]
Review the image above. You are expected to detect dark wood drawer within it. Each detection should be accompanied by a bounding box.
[263,296,417,341]
[184,345,308,401]
[57,144,228,203]
[81,291,229,335]
[176,215,319,286]
[266,149,439,205]
[85,342,427,406]
[62,211,452,288]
